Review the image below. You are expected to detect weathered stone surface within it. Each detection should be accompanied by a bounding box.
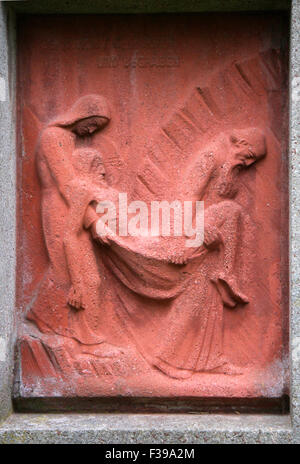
[0,413,293,444]
[15,12,289,400]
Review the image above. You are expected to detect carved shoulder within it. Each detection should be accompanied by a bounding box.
[39,126,74,160]
[184,150,217,198]
[197,151,217,176]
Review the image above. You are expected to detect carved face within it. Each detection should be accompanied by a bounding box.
[72,116,109,136]
[230,135,257,167]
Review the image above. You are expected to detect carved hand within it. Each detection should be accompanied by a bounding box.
[90,221,111,245]
[168,254,188,265]
[68,284,86,311]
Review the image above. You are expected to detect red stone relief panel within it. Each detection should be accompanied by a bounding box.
[16,14,289,399]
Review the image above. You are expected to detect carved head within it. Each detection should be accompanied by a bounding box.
[72,116,108,136]
[218,128,266,198]
[229,127,266,168]
[53,94,111,136]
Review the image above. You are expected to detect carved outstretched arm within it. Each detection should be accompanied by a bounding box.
[63,198,93,311]
[82,204,112,246]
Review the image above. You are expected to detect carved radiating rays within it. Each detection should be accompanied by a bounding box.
[135,49,282,201]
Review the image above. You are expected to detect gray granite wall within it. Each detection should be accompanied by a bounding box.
[0,3,16,423]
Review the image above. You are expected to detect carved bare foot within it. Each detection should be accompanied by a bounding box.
[90,220,111,245]
[218,274,249,305]
[213,279,237,308]
[212,274,249,307]
[68,285,85,311]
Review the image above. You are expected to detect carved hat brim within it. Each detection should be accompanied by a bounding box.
[51,94,111,127]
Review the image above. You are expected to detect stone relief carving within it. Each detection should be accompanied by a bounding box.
[22,93,267,377]
[17,32,287,397]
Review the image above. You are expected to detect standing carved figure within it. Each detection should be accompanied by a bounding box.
[27,95,117,349]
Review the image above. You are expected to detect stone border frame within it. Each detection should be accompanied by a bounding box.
[0,0,298,444]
